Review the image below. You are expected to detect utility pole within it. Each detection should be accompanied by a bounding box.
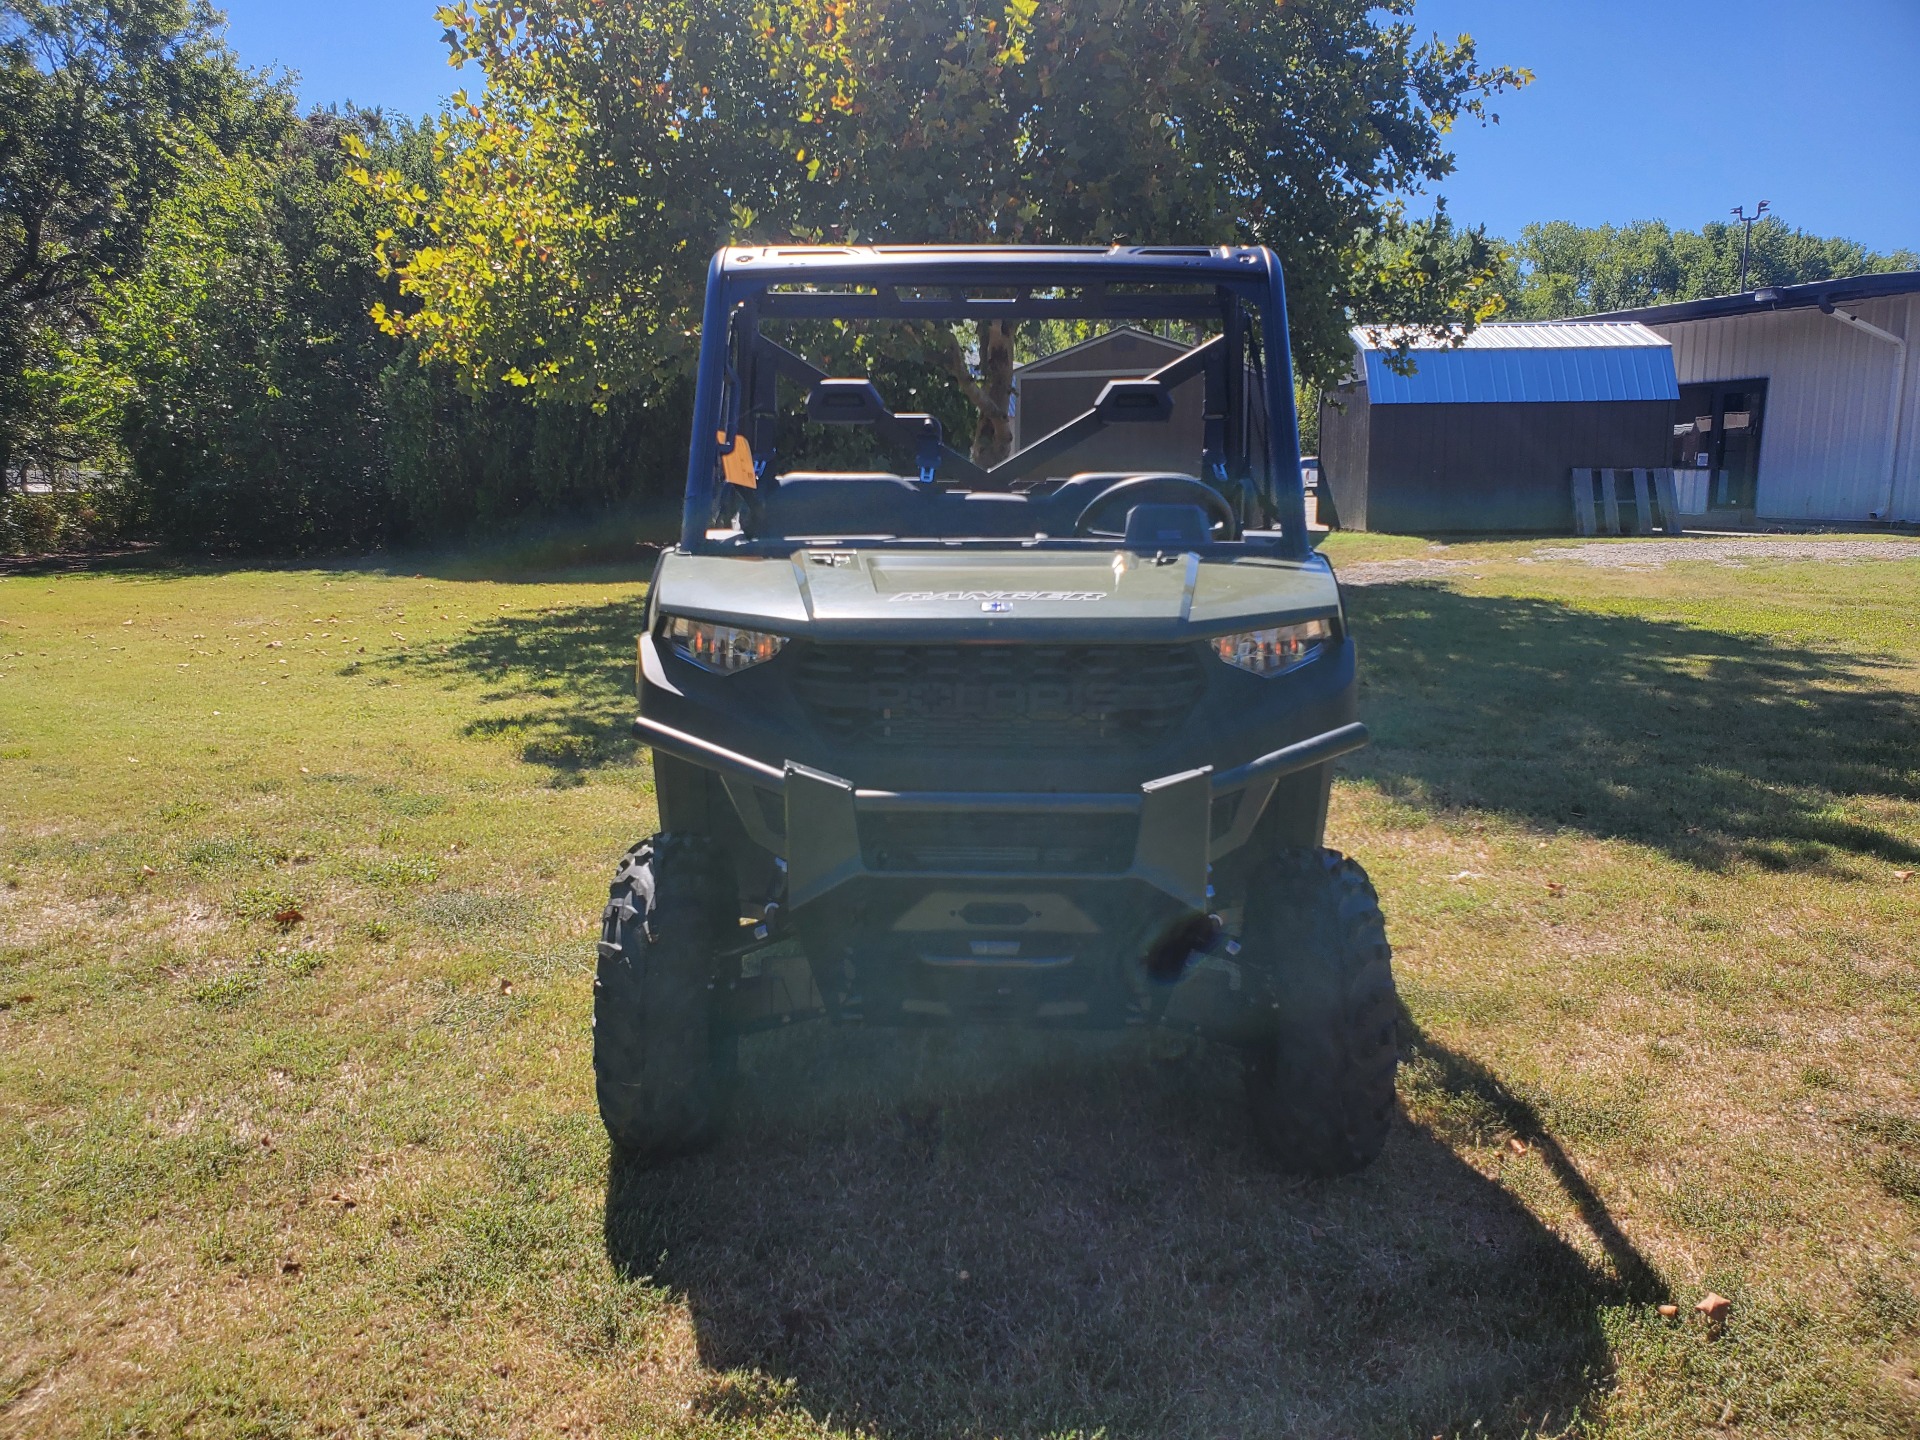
[1731,200,1771,291]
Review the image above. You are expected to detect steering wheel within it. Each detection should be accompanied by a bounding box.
[1072,473,1239,541]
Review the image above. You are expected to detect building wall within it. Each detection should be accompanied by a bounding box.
[1361,400,1672,533]
[1318,382,1370,530]
[1653,295,1918,522]
[1011,370,1206,477]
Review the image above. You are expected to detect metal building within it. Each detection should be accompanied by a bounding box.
[1591,272,1920,524]
[1319,322,1679,533]
[1011,326,1203,473]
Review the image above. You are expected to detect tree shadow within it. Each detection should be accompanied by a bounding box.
[369,598,651,778]
[1343,582,1920,872]
[382,579,1920,858]
[604,1022,1657,1439]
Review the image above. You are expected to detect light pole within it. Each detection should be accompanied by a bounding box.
[1732,200,1771,292]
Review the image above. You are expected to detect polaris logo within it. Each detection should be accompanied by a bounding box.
[888,590,1106,603]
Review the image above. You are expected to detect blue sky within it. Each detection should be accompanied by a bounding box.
[1412,0,1920,254]
[217,0,1920,255]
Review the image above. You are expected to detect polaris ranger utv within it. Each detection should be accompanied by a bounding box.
[598,245,1397,1174]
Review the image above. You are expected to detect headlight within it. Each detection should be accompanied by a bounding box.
[663,616,788,673]
[1211,618,1333,677]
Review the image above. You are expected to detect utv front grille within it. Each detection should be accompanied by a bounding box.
[794,643,1206,749]
[859,809,1139,874]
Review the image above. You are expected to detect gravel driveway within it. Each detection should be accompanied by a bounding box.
[1528,538,1920,567]
[1336,536,1920,585]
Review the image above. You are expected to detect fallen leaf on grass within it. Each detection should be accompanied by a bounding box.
[273,907,303,927]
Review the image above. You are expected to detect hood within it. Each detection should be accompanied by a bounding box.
[650,547,1342,643]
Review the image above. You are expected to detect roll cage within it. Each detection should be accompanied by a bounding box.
[680,245,1312,561]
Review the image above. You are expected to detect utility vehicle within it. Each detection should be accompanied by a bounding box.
[597,245,1398,1174]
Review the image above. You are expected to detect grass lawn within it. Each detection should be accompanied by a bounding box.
[2,532,1919,1438]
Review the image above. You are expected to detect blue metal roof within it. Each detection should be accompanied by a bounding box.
[1360,343,1679,406]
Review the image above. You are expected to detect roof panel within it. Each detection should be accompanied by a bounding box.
[1352,320,1671,351]
[1587,269,1920,326]
[1360,344,1680,405]
[1014,324,1190,376]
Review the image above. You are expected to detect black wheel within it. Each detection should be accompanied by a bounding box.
[593,834,738,1165]
[1240,848,1399,1175]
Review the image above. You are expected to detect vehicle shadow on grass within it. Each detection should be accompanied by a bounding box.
[1343,581,1920,872]
[605,1021,1658,1439]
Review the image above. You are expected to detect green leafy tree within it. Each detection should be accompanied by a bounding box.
[367,0,785,402]
[1503,217,1919,319]
[382,0,1527,463]
[81,107,424,550]
[0,0,266,490]
[762,0,1525,460]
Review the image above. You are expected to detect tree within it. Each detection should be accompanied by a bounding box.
[762,0,1525,460]
[0,0,266,490]
[1502,217,1919,319]
[381,0,1527,462]
[367,0,786,403]
[79,107,426,550]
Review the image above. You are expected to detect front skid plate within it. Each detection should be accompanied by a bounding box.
[722,872,1266,1036]
[720,934,1265,1038]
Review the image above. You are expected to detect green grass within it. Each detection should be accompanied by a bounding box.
[3,535,1919,1437]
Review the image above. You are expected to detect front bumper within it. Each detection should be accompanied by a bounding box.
[633,712,1367,912]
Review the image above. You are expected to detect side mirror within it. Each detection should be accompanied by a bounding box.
[1093,378,1173,423]
[807,378,887,425]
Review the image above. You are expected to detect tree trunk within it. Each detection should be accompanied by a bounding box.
[970,319,1016,468]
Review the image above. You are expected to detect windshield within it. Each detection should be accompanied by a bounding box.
[688,268,1302,551]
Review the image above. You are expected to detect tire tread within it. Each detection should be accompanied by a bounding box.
[1242,847,1399,1175]
[593,834,735,1164]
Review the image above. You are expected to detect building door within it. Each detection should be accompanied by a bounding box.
[1674,379,1768,511]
